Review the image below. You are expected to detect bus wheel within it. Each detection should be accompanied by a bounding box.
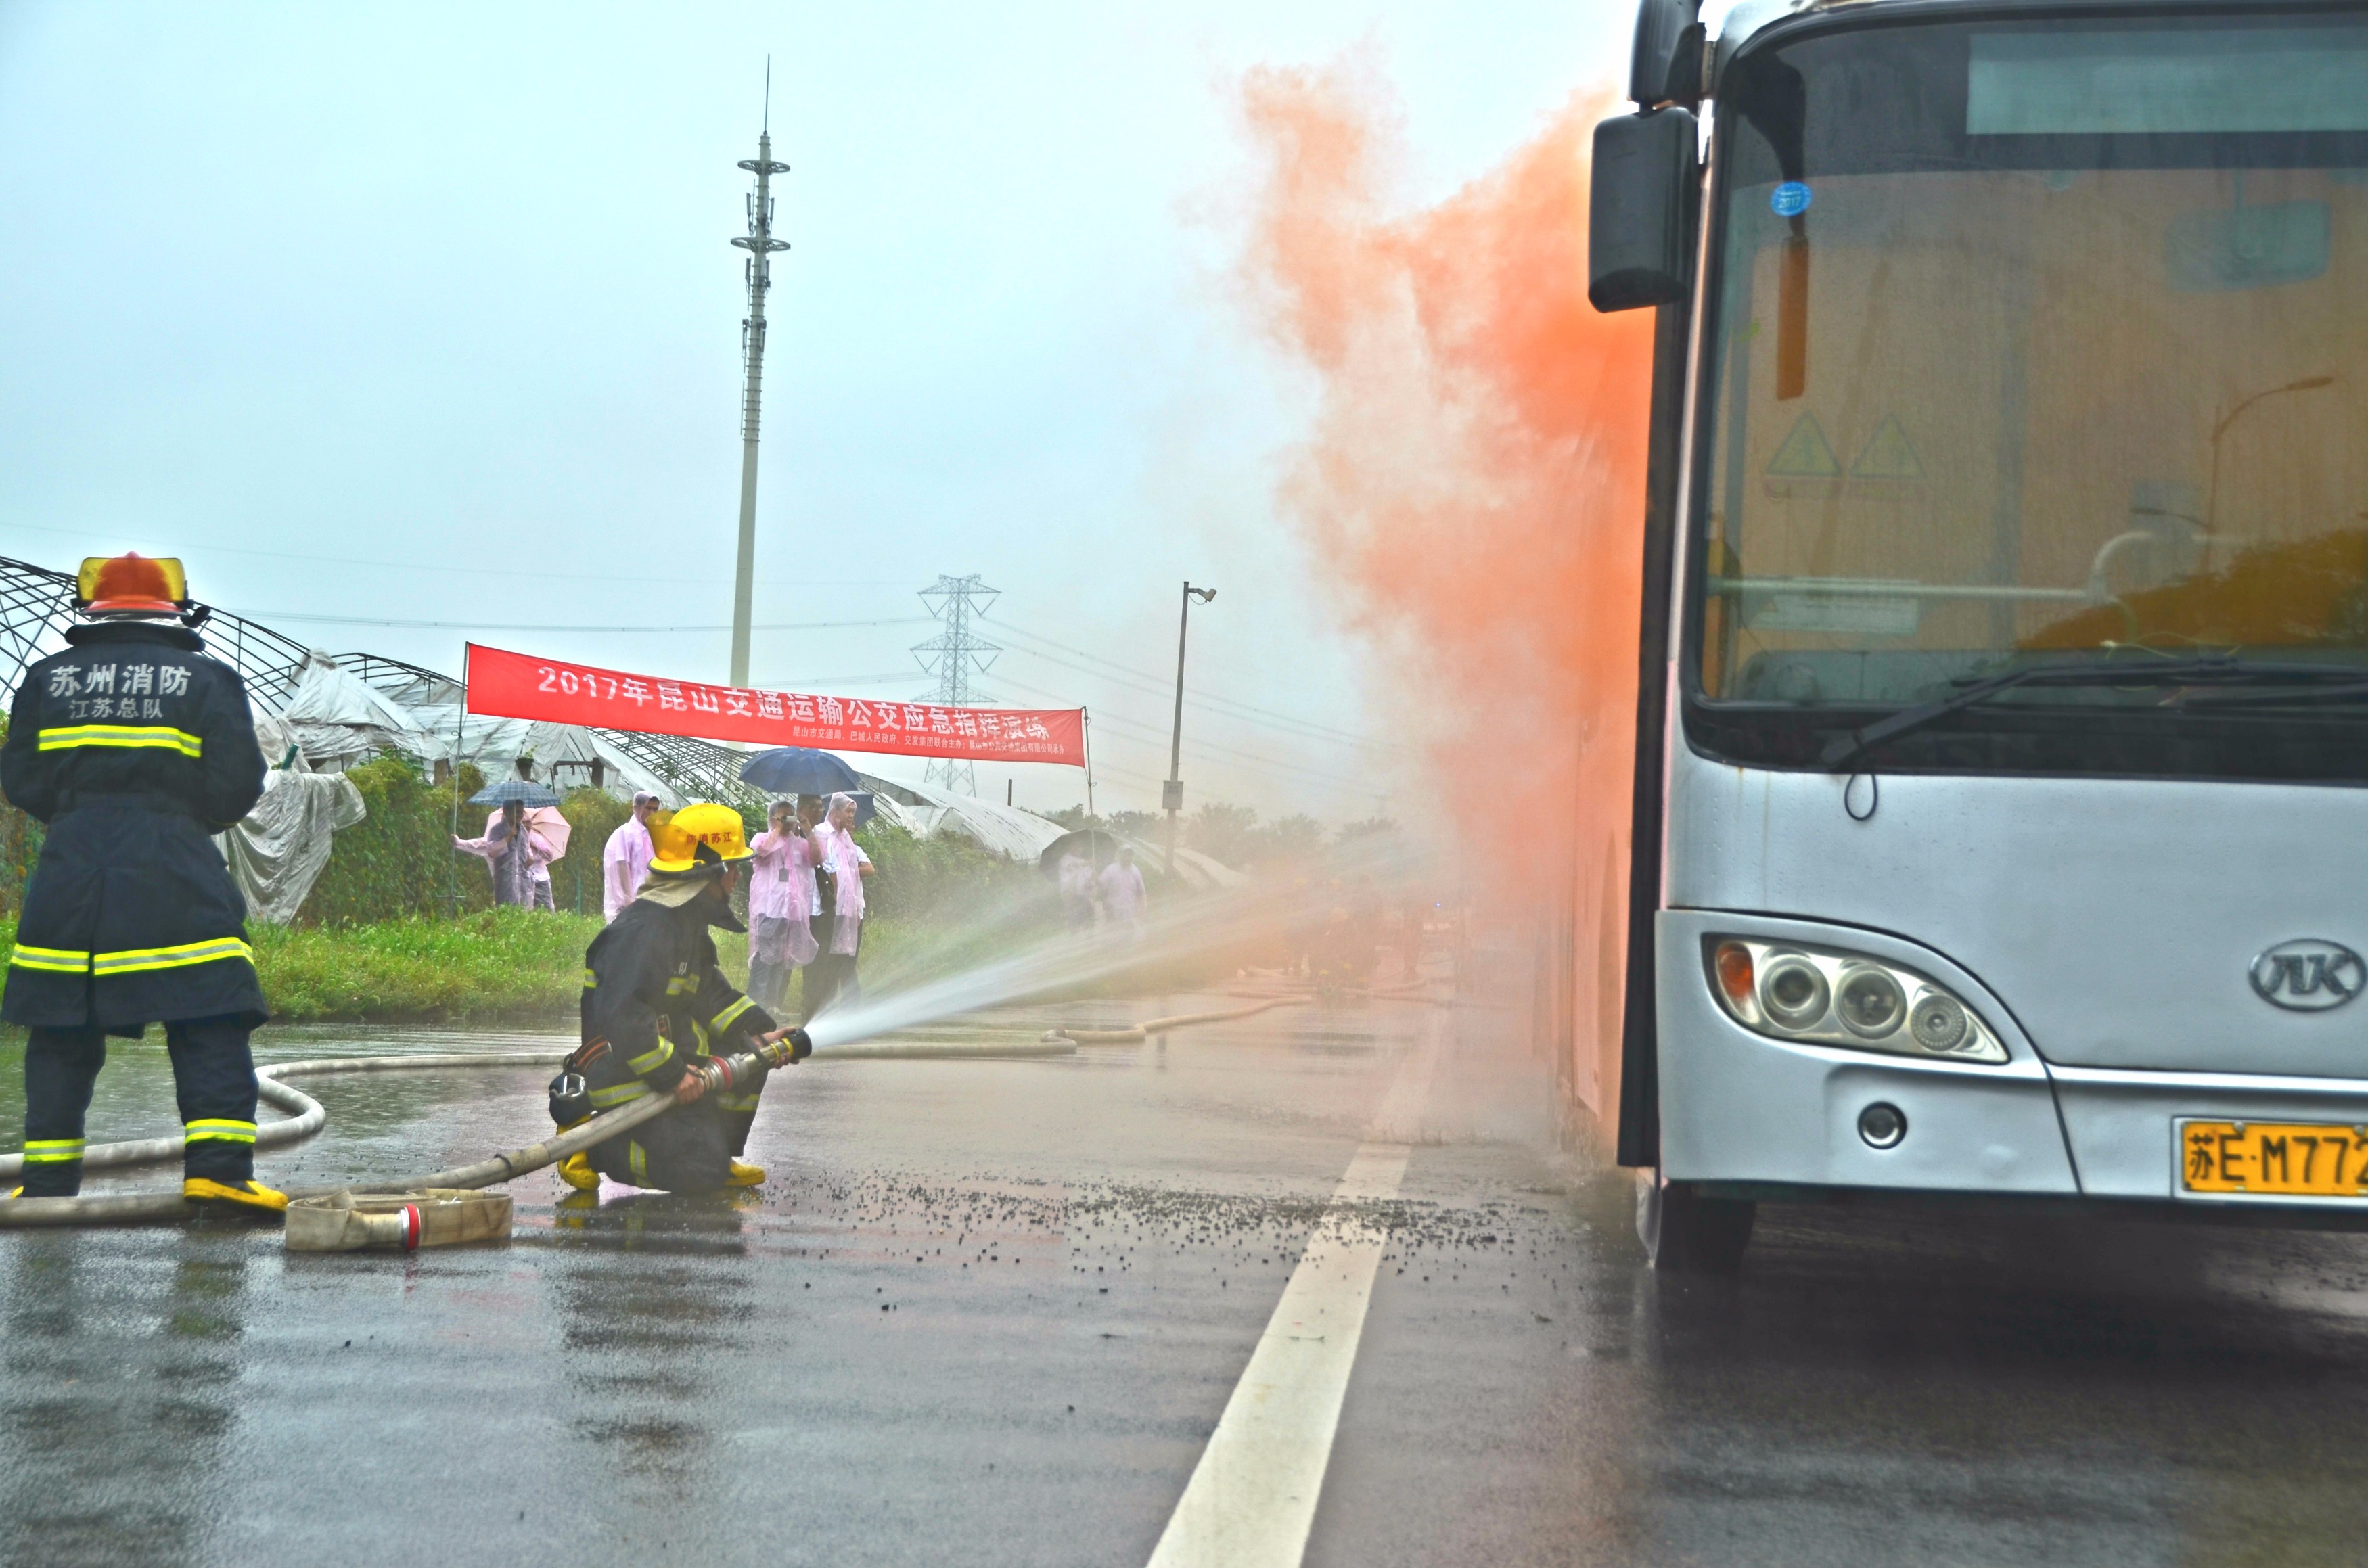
[1635,1172,1754,1273]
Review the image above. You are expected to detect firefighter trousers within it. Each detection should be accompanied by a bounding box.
[20,1014,258,1196]
[586,1067,769,1192]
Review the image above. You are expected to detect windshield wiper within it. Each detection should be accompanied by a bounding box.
[1818,657,2368,771]
[2167,678,2368,709]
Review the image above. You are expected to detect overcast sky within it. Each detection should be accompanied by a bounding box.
[0,1,1626,821]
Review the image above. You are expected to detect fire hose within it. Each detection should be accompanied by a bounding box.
[1050,995,1311,1044]
[0,1027,1078,1229]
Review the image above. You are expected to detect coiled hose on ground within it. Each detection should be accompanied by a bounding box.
[0,1034,1078,1230]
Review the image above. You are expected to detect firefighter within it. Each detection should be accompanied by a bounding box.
[559,802,806,1193]
[1,554,279,1212]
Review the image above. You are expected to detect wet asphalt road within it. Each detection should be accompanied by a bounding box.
[6,996,2368,1567]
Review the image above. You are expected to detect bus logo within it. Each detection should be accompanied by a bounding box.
[2250,940,2367,1011]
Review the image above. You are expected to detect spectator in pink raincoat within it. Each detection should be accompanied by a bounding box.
[746,798,820,1013]
[600,792,660,922]
[453,800,553,908]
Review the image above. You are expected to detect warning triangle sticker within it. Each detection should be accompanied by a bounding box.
[1766,413,1840,478]
[1850,415,1923,480]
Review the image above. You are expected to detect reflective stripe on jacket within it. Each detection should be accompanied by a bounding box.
[577,893,776,1110]
[0,620,268,1030]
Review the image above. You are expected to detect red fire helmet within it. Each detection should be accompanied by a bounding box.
[76,553,189,616]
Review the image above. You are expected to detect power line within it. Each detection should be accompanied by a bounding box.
[1083,710,1371,792]
[0,518,903,590]
[985,612,1390,744]
[752,670,922,687]
[991,672,1372,792]
[982,614,1410,755]
[227,610,934,633]
[992,637,1410,761]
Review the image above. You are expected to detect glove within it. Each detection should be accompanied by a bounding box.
[673,1059,730,1105]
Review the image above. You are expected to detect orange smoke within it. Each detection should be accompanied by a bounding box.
[1235,62,1656,903]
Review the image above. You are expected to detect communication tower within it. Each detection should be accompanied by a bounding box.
[729,62,791,689]
[911,574,1001,793]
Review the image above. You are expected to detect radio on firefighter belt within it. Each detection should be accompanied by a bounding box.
[548,1028,813,1129]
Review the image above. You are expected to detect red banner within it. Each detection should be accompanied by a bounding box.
[463,643,1085,766]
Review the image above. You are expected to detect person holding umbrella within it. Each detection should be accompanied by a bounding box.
[478,802,569,912]
[746,798,818,1014]
[795,794,827,918]
[453,781,560,908]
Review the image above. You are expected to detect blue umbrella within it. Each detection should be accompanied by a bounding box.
[739,747,862,796]
[469,779,564,808]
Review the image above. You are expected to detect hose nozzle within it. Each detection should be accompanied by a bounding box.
[757,1028,813,1068]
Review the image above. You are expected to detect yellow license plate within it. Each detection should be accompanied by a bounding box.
[2179,1120,2368,1197]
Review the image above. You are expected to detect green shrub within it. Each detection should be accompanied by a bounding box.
[304,764,629,925]
[548,787,631,917]
[0,804,39,922]
[0,714,38,919]
[302,757,489,925]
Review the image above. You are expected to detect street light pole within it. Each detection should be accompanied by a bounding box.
[1164,581,1215,876]
[2204,374,2333,569]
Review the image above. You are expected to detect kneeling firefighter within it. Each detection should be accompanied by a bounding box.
[555,803,809,1193]
[1,554,280,1213]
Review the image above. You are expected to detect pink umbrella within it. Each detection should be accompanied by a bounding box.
[486,806,571,861]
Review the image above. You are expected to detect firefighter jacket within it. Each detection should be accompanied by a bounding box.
[0,620,269,1030]
[578,891,777,1113]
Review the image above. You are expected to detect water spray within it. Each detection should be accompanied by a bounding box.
[0,863,1432,1230]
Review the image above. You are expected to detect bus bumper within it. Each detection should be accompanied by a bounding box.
[2051,1065,2368,1202]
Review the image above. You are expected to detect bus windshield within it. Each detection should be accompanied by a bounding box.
[1693,11,2368,779]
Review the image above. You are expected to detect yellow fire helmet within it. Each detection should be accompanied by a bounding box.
[645,803,756,877]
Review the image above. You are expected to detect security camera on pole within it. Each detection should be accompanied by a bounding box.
[1164,582,1216,876]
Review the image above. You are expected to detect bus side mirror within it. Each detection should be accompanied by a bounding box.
[1629,0,1704,108]
[1589,108,1698,313]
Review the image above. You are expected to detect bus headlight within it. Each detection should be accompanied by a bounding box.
[1835,966,1906,1038]
[1760,953,1829,1030]
[1702,938,2007,1064]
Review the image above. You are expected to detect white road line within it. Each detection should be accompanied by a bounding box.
[1147,1038,1436,1568]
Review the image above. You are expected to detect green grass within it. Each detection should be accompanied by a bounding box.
[0,911,955,1025]
[0,902,1245,1028]
[0,910,604,1025]
[250,910,607,1021]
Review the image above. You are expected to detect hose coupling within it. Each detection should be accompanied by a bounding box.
[547,1071,591,1128]
[689,1059,736,1095]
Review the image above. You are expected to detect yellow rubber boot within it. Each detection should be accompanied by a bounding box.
[724,1159,765,1187]
[184,1177,288,1215]
[558,1153,600,1191]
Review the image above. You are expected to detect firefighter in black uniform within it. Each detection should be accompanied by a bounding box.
[1,554,279,1212]
[558,803,804,1193]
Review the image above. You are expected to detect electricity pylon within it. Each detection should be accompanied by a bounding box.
[911,574,1000,793]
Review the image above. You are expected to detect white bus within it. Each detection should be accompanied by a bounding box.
[1586,0,2368,1267]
